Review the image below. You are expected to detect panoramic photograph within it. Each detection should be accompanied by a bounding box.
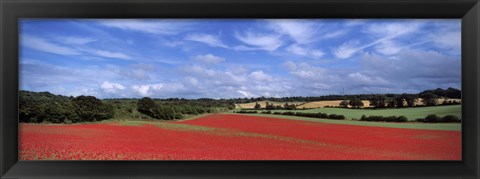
[19,19,461,160]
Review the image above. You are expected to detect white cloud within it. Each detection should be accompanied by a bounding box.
[234,31,284,51]
[56,36,96,45]
[101,81,126,93]
[185,33,228,48]
[185,77,199,86]
[286,44,308,56]
[181,65,218,77]
[193,54,225,64]
[286,44,324,59]
[95,50,131,60]
[22,35,80,55]
[98,19,188,35]
[248,70,273,82]
[347,72,390,86]
[333,21,425,59]
[322,30,347,39]
[282,61,297,71]
[332,40,361,59]
[237,90,254,98]
[366,21,423,37]
[267,20,318,44]
[289,63,327,80]
[132,84,164,96]
[432,31,460,53]
[374,40,402,55]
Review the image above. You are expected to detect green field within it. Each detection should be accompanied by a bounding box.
[239,113,461,131]
[242,105,461,121]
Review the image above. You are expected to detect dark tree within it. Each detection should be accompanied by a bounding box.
[339,100,349,108]
[394,96,405,108]
[369,95,387,108]
[386,98,396,108]
[348,98,364,109]
[72,95,113,122]
[446,87,461,99]
[137,97,156,116]
[419,92,438,106]
[254,102,261,110]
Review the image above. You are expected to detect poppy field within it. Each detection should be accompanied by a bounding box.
[19,114,461,160]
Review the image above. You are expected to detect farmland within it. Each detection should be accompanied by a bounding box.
[245,105,461,121]
[20,113,461,160]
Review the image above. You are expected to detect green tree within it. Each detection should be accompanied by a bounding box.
[72,96,101,121]
[339,100,349,108]
[137,97,156,116]
[369,95,387,108]
[420,92,438,106]
[254,102,261,110]
[348,98,364,109]
[394,96,405,108]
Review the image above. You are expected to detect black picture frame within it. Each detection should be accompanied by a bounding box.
[1,0,479,178]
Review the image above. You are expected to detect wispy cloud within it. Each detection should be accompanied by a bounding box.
[101,81,126,93]
[98,19,189,35]
[286,44,324,59]
[95,50,131,60]
[193,54,225,64]
[267,20,318,44]
[22,35,80,55]
[234,31,284,51]
[185,33,229,48]
[56,36,96,45]
[333,21,424,59]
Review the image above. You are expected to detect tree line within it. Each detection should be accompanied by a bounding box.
[20,91,114,123]
[232,87,461,104]
[19,90,236,123]
[136,97,233,120]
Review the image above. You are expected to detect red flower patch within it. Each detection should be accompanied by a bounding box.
[19,114,460,160]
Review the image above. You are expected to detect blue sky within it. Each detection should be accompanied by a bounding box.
[20,19,461,99]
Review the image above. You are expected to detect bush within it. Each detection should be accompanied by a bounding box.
[442,115,461,123]
[273,111,282,115]
[395,116,408,122]
[328,114,345,120]
[261,110,272,114]
[359,115,408,122]
[416,114,460,123]
[415,118,425,122]
[282,111,296,116]
[424,114,440,123]
[237,110,258,114]
[316,112,328,118]
[295,112,318,118]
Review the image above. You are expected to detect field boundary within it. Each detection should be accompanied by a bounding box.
[236,113,461,131]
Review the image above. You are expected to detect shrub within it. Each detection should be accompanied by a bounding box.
[261,110,272,114]
[383,116,397,122]
[415,118,425,122]
[273,111,282,115]
[424,114,440,123]
[282,111,296,116]
[361,115,367,121]
[298,112,317,118]
[316,112,328,118]
[237,110,258,114]
[328,114,345,120]
[395,116,408,122]
[442,115,460,123]
[415,114,460,123]
[359,115,408,122]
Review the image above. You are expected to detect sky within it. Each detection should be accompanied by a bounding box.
[20,19,461,99]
